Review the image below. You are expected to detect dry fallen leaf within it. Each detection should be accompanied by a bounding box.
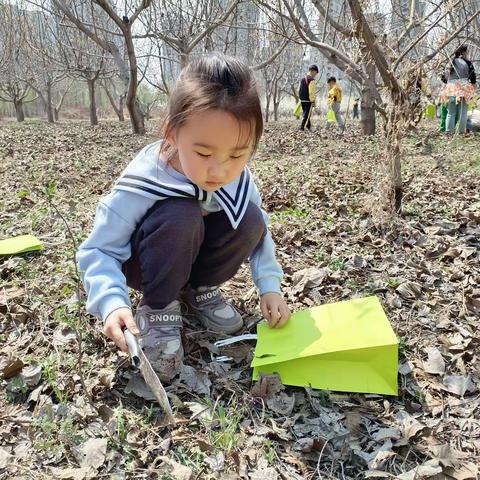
[250,373,285,399]
[396,281,422,300]
[397,459,442,479]
[0,356,24,380]
[442,375,476,397]
[72,438,108,470]
[249,458,278,480]
[178,364,211,396]
[20,362,42,387]
[423,347,446,375]
[0,286,25,304]
[157,456,193,480]
[48,467,93,480]
[0,447,13,469]
[266,391,296,416]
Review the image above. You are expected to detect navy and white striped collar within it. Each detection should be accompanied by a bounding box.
[113,142,253,229]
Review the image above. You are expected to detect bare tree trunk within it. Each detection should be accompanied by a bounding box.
[125,33,145,134]
[274,102,280,121]
[265,92,271,122]
[46,83,54,123]
[360,50,376,135]
[180,51,189,69]
[14,100,25,122]
[389,138,403,212]
[385,96,404,212]
[291,84,299,102]
[87,79,98,126]
[54,84,71,122]
[360,87,376,135]
[118,94,125,122]
[103,82,125,122]
[273,81,280,121]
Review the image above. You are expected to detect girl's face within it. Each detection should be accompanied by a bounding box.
[167,109,254,192]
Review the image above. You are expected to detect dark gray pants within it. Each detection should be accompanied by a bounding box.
[301,102,313,130]
[122,198,266,309]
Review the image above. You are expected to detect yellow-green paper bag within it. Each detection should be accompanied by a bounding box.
[327,109,336,123]
[424,103,436,120]
[0,235,43,256]
[251,296,398,396]
[293,101,302,118]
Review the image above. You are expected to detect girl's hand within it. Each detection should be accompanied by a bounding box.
[260,292,291,328]
[104,307,139,352]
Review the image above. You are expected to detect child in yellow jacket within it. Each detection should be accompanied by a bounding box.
[327,76,345,129]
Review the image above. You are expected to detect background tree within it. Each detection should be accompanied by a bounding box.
[0,4,34,122]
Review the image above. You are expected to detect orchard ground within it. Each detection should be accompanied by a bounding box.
[1,118,479,479]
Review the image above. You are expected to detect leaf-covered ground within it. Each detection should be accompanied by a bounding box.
[1,119,479,479]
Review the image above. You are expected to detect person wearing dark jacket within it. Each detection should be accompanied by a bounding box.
[298,64,318,130]
[440,45,477,134]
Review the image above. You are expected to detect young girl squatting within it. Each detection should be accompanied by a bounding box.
[77,53,291,381]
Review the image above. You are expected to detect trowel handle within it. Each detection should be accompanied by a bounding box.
[124,329,141,368]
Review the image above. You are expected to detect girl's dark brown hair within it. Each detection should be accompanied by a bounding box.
[160,53,263,159]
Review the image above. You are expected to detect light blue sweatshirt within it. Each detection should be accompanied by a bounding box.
[77,140,283,320]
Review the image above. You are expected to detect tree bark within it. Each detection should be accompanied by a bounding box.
[273,101,280,121]
[118,94,125,122]
[180,51,189,69]
[14,100,25,122]
[265,92,271,122]
[87,79,98,126]
[360,87,376,135]
[385,98,404,213]
[46,83,54,123]
[125,30,145,134]
[359,48,376,135]
[103,82,126,122]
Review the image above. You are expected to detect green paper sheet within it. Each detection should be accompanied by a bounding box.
[0,235,43,256]
[251,296,398,396]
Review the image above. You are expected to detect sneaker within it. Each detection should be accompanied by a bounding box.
[135,300,184,381]
[181,286,243,334]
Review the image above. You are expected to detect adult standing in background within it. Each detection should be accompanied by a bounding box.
[299,64,318,131]
[440,45,476,135]
[327,76,345,129]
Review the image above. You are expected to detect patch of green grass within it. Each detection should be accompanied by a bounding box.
[346,279,364,289]
[452,153,480,175]
[404,201,422,218]
[398,337,412,355]
[323,215,336,228]
[173,445,205,471]
[271,207,310,223]
[329,256,345,271]
[30,206,49,230]
[193,396,247,454]
[6,376,29,402]
[16,188,30,199]
[41,353,76,404]
[436,205,452,216]
[414,389,426,404]
[261,439,277,464]
[33,414,83,453]
[386,278,401,288]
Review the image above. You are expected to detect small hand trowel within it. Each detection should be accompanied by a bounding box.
[124,329,176,425]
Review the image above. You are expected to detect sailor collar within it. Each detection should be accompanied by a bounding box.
[114,146,253,229]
